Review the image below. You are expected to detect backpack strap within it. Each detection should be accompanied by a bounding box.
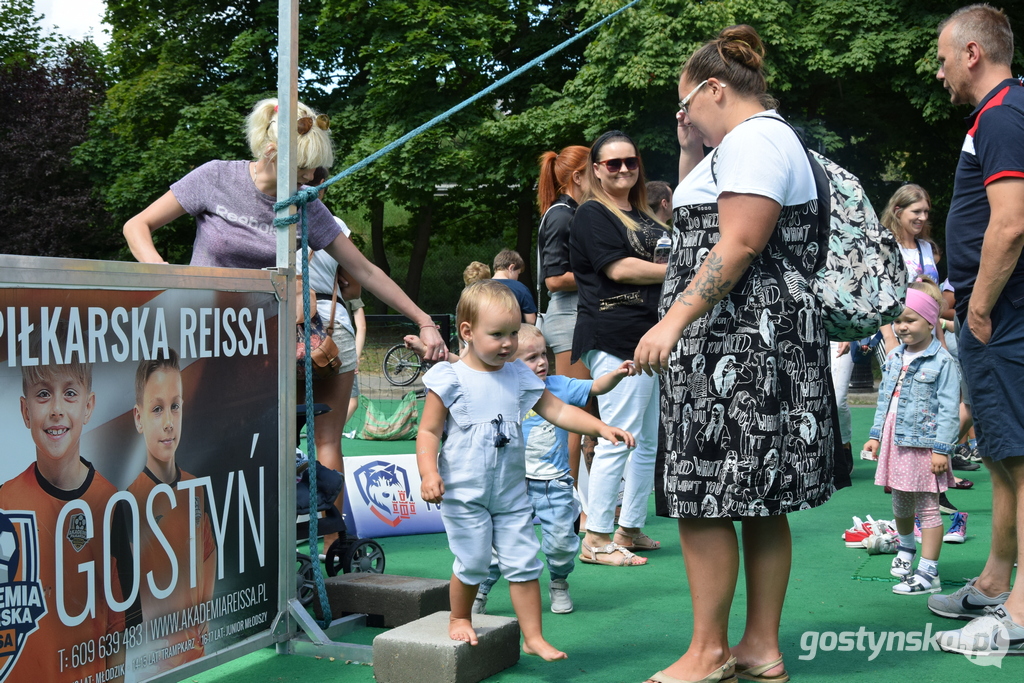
[709,115,829,274]
[536,202,572,307]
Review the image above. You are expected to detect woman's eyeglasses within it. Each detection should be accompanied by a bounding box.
[269,114,330,136]
[678,80,709,114]
[596,156,640,173]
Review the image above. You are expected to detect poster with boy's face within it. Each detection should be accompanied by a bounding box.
[0,284,281,683]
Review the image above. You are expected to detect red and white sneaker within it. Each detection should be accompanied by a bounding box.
[843,516,872,547]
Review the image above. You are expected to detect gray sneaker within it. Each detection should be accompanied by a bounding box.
[472,592,488,615]
[937,605,1024,656]
[549,579,574,614]
[928,577,1010,621]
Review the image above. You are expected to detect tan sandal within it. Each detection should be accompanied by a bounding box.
[735,655,788,683]
[579,540,646,566]
[614,528,662,551]
[645,657,737,683]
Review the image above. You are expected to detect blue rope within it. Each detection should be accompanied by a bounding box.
[273,0,642,213]
[298,210,333,628]
[280,0,643,629]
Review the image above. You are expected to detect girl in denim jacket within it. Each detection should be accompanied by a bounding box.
[863,282,959,595]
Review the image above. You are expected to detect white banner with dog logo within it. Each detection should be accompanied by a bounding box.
[341,454,445,538]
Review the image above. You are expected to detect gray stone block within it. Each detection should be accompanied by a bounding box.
[319,573,450,627]
[373,611,520,683]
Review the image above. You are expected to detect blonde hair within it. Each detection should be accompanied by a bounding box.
[246,98,334,170]
[462,261,491,286]
[583,130,663,231]
[909,276,944,309]
[881,184,934,246]
[456,280,520,342]
[517,324,545,347]
[21,320,93,396]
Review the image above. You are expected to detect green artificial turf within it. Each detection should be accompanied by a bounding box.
[183,407,1016,682]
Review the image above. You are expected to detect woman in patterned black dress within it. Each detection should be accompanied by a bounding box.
[634,25,839,683]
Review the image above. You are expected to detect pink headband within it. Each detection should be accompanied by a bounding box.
[905,288,940,329]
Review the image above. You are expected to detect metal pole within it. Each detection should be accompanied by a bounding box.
[275,0,300,652]
[276,0,298,271]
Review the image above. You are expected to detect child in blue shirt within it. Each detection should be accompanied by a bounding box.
[474,324,635,615]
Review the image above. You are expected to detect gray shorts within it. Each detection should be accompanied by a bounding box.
[329,323,358,374]
[539,290,578,354]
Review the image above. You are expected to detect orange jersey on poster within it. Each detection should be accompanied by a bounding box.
[128,467,216,673]
[0,460,132,683]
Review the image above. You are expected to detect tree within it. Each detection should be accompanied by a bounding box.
[0,0,115,259]
[314,0,589,311]
[503,0,1024,255]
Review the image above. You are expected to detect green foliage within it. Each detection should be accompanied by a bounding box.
[23,0,1022,306]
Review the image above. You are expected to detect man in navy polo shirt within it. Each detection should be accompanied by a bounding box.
[928,4,1024,657]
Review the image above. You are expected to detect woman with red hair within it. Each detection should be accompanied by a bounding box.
[536,145,591,481]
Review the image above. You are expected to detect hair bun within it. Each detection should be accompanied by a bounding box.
[716,24,765,70]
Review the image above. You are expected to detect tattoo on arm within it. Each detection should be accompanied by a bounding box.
[680,252,736,306]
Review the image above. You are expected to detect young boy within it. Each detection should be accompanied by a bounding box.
[473,325,635,614]
[128,349,216,674]
[0,351,135,682]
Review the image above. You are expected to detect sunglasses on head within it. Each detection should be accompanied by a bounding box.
[269,112,330,136]
[596,156,639,173]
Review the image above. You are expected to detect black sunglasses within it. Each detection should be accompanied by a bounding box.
[596,156,639,173]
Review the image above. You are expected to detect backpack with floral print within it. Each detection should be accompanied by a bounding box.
[803,145,907,340]
[714,116,908,341]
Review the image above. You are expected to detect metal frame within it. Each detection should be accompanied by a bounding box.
[271,0,376,666]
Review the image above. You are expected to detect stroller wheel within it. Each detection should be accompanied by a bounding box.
[344,539,385,574]
[296,553,317,606]
[325,537,385,575]
[324,538,350,577]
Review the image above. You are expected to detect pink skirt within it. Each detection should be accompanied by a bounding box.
[874,413,955,493]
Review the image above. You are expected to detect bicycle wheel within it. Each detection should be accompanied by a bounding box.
[382,344,423,386]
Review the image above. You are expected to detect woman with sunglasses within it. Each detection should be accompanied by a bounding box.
[568,131,668,567]
[123,97,446,362]
[634,25,838,683]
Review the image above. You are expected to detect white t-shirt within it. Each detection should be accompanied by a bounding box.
[674,111,816,209]
[306,217,354,333]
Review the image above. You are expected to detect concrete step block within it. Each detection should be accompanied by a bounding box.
[319,573,450,627]
[373,611,520,683]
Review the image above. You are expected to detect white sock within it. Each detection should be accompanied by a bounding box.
[899,533,916,551]
[919,557,938,576]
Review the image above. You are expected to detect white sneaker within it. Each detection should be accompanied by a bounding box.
[893,569,942,595]
[549,579,574,614]
[472,593,488,615]
[937,605,1024,656]
[864,532,898,554]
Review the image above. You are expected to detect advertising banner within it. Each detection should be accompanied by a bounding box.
[342,454,444,539]
[0,284,281,683]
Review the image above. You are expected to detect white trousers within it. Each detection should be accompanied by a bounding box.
[582,350,660,533]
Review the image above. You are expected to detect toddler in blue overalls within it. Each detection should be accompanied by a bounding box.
[418,280,634,660]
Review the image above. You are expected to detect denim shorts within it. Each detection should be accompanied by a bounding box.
[959,296,1024,462]
[329,322,358,374]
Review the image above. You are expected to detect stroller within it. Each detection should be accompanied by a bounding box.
[295,404,384,606]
